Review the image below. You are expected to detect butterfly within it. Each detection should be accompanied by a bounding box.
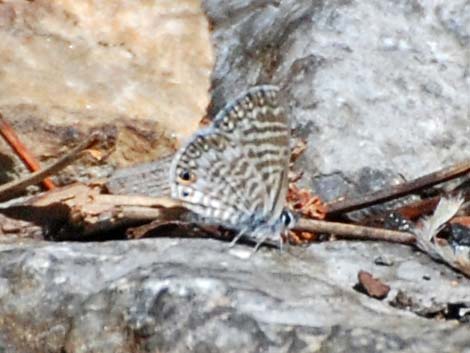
[169,85,295,250]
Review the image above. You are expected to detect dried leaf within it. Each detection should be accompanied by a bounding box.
[286,183,327,244]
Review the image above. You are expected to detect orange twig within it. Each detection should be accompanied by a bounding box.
[0,113,55,190]
[0,132,103,201]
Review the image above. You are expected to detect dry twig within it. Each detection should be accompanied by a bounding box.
[0,132,102,201]
[327,160,470,215]
[295,217,415,244]
[0,113,55,190]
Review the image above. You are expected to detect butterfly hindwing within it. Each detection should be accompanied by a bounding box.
[170,128,266,227]
[170,85,290,233]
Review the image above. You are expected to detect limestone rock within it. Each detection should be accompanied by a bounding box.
[0,239,469,353]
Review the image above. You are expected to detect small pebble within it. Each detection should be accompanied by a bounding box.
[374,256,394,267]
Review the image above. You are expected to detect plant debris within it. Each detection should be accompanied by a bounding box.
[414,196,470,277]
[0,113,55,190]
[286,184,328,244]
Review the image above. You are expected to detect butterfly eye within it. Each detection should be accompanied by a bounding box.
[177,169,196,185]
[280,210,295,227]
[180,170,191,180]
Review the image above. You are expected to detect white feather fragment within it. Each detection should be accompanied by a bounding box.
[415,195,464,243]
[414,195,470,277]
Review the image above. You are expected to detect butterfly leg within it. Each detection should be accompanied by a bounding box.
[279,230,291,253]
[252,233,271,254]
[229,228,248,247]
[279,235,284,253]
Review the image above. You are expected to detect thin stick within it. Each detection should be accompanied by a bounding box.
[295,217,416,244]
[326,160,470,215]
[0,132,102,201]
[0,113,55,190]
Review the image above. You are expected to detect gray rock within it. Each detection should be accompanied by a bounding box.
[205,0,470,201]
[0,239,469,353]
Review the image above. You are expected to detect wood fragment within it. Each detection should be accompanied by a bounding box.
[0,183,184,239]
[126,220,221,240]
[451,216,470,227]
[0,112,55,190]
[394,196,441,220]
[327,160,470,215]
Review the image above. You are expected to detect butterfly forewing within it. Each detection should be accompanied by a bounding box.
[170,85,290,233]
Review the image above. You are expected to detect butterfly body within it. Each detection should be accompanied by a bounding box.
[170,85,293,247]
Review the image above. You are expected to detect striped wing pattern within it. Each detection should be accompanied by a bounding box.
[170,85,290,239]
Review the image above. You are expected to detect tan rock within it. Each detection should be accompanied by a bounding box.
[0,0,213,182]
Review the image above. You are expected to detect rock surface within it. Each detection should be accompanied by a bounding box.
[1,0,470,352]
[0,239,469,353]
[0,0,212,183]
[205,0,470,201]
